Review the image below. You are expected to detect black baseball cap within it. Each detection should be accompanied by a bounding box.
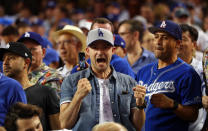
[0,42,32,61]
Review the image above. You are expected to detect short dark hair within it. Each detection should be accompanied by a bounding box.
[118,20,145,42]
[4,102,42,131]
[2,26,19,36]
[180,24,198,41]
[91,17,114,32]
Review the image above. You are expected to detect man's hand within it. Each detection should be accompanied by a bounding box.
[133,85,146,106]
[202,96,208,111]
[150,94,174,109]
[74,78,92,100]
[77,61,89,71]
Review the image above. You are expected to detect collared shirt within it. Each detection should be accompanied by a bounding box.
[28,63,63,93]
[60,66,137,131]
[125,48,156,74]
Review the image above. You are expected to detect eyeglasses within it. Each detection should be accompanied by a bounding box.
[118,32,131,36]
[57,39,77,46]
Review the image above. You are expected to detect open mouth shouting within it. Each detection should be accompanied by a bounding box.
[96,57,106,65]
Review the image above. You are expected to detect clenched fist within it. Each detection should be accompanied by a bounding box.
[75,78,92,100]
[150,94,174,109]
[133,85,146,106]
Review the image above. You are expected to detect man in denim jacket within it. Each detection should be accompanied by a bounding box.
[60,28,146,131]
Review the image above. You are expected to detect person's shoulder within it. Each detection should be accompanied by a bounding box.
[139,62,155,71]
[41,65,63,81]
[115,71,136,83]
[64,68,90,82]
[0,74,22,88]
[111,55,130,66]
[177,58,200,76]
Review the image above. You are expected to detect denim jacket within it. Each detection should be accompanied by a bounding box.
[60,66,137,131]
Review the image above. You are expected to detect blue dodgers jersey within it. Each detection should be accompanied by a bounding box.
[71,54,135,79]
[0,73,27,126]
[136,58,202,131]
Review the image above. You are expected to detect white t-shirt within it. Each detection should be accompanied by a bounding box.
[97,78,114,124]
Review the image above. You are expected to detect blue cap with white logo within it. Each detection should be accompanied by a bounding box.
[149,20,182,40]
[17,32,47,48]
[114,34,126,48]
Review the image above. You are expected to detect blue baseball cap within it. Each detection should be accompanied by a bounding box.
[31,18,44,26]
[43,48,59,66]
[114,34,126,48]
[149,20,182,40]
[17,32,47,48]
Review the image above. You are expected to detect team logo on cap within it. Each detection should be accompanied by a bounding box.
[98,29,104,37]
[24,32,30,37]
[160,21,166,28]
[121,42,124,46]
[25,53,28,57]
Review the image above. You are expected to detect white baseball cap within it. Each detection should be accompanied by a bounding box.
[78,19,92,30]
[87,28,114,47]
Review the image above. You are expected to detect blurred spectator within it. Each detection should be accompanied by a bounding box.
[153,3,170,24]
[78,19,92,36]
[4,102,43,131]
[17,32,63,93]
[139,4,154,25]
[92,122,127,131]
[43,48,59,69]
[53,6,69,27]
[30,17,45,37]
[114,34,126,58]
[118,19,156,74]
[14,18,32,36]
[0,43,27,125]
[203,15,208,36]
[93,0,105,18]
[178,24,205,131]
[1,25,19,43]
[0,42,61,130]
[141,31,155,53]
[173,7,208,60]
[71,9,85,25]
[54,25,86,78]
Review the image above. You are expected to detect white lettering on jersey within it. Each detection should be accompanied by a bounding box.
[138,80,175,96]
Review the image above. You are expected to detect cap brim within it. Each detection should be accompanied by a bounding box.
[54,30,86,52]
[88,39,113,47]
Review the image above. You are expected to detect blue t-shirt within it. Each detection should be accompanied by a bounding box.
[0,73,27,126]
[71,54,135,79]
[125,48,156,74]
[136,58,202,131]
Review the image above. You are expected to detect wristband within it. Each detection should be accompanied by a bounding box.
[137,100,147,109]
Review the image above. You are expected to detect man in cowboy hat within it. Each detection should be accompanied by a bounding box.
[54,25,86,77]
